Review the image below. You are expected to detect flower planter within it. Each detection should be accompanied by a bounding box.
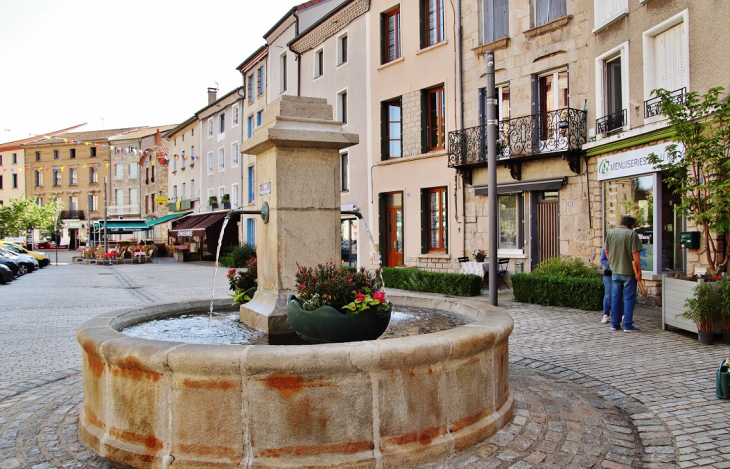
[662,275,722,334]
[286,295,391,344]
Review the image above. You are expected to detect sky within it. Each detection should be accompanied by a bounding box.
[0,0,301,144]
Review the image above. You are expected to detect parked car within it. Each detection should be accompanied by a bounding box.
[0,256,20,277]
[0,247,37,275]
[0,264,12,284]
[0,241,51,267]
[1,237,26,247]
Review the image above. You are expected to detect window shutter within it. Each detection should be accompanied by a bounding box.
[419,0,427,48]
[421,92,429,154]
[380,104,389,160]
[380,14,386,64]
[88,194,92,211]
[549,0,566,23]
[420,189,429,254]
[378,194,387,264]
[483,0,494,43]
[443,190,449,253]
[535,0,548,26]
[494,0,508,40]
[671,23,686,90]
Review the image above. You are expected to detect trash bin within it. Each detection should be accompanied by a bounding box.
[514,262,524,273]
[717,359,730,399]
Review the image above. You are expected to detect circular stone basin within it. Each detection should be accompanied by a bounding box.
[77,294,513,468]
[121,306,475,345]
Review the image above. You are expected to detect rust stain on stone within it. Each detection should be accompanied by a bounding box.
[449,408,490,433]
[112,356,162,382]
[260,374,330,399]
[257,439,374,457]
[109,426,163,451]
[428,365,434,374]
[182,378,235,391]
[83,405,106,430]
[86,353,105,379]
[408,367,416,377]
[385,425,446,447]
[176,443,242,460]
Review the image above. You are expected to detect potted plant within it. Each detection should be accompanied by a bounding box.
[221,193,231,209]
[208,195,218,209]
[682,281,720,345]
[715,277,730,344]
[473,249,486,262]
[287,262,392,343]
[227,257,257,306]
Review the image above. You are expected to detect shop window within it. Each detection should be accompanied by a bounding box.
[421,187,447,253]
[499,194,524,249]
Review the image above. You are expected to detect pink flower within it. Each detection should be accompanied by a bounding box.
[356,293,365,302]
[227,269,236,279]
[347,278,352,283]
[301,284,306,290]
[373,291,385,302]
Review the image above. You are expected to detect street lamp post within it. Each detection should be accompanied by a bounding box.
[486,50,499,306]
[103,176,108,255]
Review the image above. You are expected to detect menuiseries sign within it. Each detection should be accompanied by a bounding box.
[596,142,684,181]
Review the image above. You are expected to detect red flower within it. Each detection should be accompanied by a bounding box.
[373,291,385,302]
[356,293,365,302]
[227,269,236,279]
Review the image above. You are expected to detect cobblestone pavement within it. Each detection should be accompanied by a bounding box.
[0,253,728,468]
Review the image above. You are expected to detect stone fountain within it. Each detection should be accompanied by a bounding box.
[77,96,513,468]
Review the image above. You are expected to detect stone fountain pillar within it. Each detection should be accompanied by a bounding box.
[239,96,358,334]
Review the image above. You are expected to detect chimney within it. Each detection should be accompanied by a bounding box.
[207,87,218,105]
[155,128,161,147]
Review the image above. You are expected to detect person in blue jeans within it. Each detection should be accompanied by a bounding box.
[604,215,643,332]
[600,250,612,324]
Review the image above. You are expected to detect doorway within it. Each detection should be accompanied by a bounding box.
[69,229,78,250]
[535,191,559,267]
[380,192,403,267]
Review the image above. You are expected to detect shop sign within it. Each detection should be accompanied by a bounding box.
[67,221,82,229]
[597,143,683,181]
[177,230,193,237]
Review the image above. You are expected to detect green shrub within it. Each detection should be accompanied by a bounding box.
[224,244,257,268]
[382,267,482,297]
[512,273,603,310]
[219,256,235,268]
[532,255,600,279]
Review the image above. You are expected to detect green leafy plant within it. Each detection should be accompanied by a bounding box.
[221,193,230,204]
[227,258,257,292]
[381,267,482,296]
[512,273,603,311]
[231,289,253,306]
[295,263,391,317]
[208,195,218,206]
[473,249,487,262]
[682,281,719,333]
[714,277,730,333]
[532,255,600,279]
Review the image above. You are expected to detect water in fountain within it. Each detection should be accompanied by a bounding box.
[209,215,230,322]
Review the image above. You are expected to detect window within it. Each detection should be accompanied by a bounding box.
[248,74,255,101]
[338,90,348,125]
[68,196,78,211]
[534,0,566,27]
[382,99,402,159]
[53,168,61,186]
[247,116,254,138]
[422,0,444,47]
[190,180,195,200]
[536,69,568,140]
[35,151,41,161]
[208,118,214,137]
[382,8,401,64]
[182,182,186,200]
[280,53,288,93]
[499,194,524,249]
[258,66,265,95]
[0,155,2,165]
[340,152,349,192]
[151,165,155,183]
[482,0,509,44]
[257,111,262,126]
[338,33,348,65]
[422,187,447,253]
[12,173,18,189]
[231,183,239,207]
[642,10,689,117]
[129,163,138,179]
[424,86,445,151]
[218,186,225,205]
[115,163,123,180]
[191,128,194,137]
[12,153,17,164]
[218,147,225,172]
[207,151,214,175]
[35,198,41,206]
[219,113,226,134]
[232,142,239,168]
[173,185,178,201]
[54,150,59,159]
[248,166,255,202]
[69,148,76,159]
[145,167,150,184]
[35,170,43,187]
[314,48,324,78]
[232,105,239,126]
[190,145,195,161]
[69,168,77,185]
[90,147,97,157]
[595,43,629,136]
[129,188,138,207]
[0,176,2,189]
[89,166,98,183]
[181,151,186,169]
[145,195,149,214]
[479,83,510,123]
[88,194,98,212]
[115,189,124,207]
[594,0,628,30]
[247,218,256,246]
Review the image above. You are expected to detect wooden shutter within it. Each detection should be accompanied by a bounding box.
[380,103,389,160]
[535,0,548,26]
[378,193,387,263]
[654,23,685,91]
[484,0,494,43]
[420,189,429,254]
[421,92,429,154]
[419,0,427,48]
[494,0,509,40]
[548,0,566,23]
[380,13,386,64]
[443,189,449,253]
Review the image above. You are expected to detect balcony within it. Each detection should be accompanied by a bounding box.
[167,199,193,212]
[596,109,626,137]
[645,87,685,119]
[448,108,587,181]
[60,210,85,220]
[108,205,140,216]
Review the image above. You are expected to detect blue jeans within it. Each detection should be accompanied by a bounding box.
[611,274,637,328]
[603,275,612,315]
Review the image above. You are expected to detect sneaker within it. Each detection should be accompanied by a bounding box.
[610,326,621,331]
[623,325,641,332]
[601,315,610,324]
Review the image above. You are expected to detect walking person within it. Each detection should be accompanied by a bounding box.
[600,250,611,324]
[604,215,643,332]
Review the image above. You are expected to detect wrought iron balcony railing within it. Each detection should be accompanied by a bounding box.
[448,108,586,170]
[60,210,85,220]
[596,109,626,137]
[645,87,686,119]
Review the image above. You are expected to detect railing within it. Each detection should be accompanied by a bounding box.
[645,87,685,119]
[447,108,587,169]
[60,210,85,220]
[167,199,192,212]
[108,205,140,216]
[596,109,626,137]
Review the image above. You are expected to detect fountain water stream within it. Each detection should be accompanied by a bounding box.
[209,215,230,323]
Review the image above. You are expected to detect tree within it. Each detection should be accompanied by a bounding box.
[646,87,730,275]
[0,197,65,239]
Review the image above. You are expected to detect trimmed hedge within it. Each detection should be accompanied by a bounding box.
[512,273,603,311]
[382,267,482,297]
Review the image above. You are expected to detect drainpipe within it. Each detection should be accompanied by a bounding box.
[237,85,245,244]
[293,9,301,96]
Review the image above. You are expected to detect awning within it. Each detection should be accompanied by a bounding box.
[169,212,229,237]
[145,211,192,228]
[474,177,566,196]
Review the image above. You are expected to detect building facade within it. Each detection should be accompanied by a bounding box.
[164,116,200,216]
